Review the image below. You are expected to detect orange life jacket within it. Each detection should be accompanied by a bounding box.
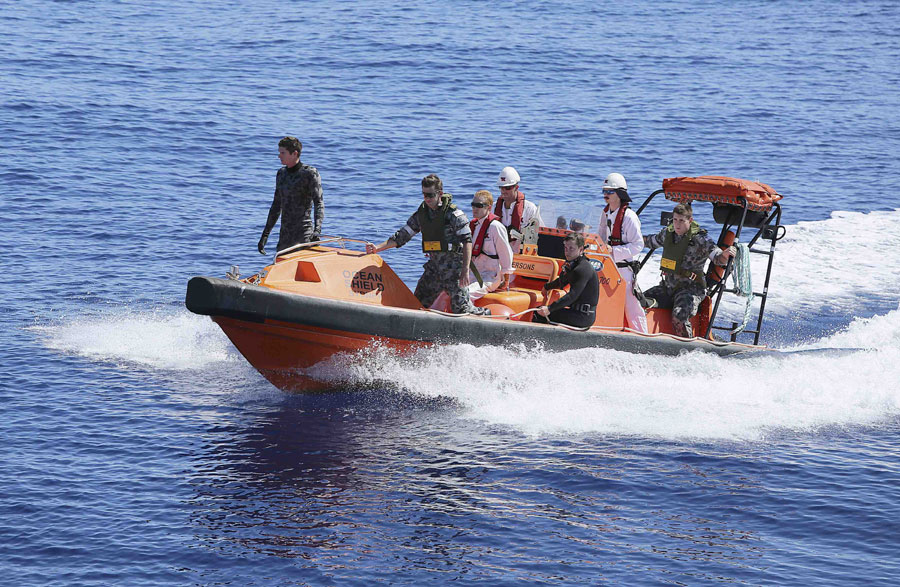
[493,191,525,236]
[470,213,501,258]
[604,203,629,246]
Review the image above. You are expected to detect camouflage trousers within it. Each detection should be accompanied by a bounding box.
[414,254,486,315]
[644,283,706,338]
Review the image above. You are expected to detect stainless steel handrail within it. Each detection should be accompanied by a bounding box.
[267,236,376,270]
[273,236,345,257]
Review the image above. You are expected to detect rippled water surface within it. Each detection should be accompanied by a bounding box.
[3,1,900,584]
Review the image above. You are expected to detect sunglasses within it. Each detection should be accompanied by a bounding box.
[471,201,488,208]
[602,189,617,196]
[500,185,517,191]
[422,192,439,199]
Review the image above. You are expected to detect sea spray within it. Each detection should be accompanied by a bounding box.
[32,309,234,370]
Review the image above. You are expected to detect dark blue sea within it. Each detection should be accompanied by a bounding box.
[4,1,900,584]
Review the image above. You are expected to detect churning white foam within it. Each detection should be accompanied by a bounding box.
[33,310,234,370]
[316,306,900,441]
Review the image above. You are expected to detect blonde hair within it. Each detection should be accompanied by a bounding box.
[473,189,493,206]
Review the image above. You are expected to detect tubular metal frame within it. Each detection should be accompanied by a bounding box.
[634,189,784,345]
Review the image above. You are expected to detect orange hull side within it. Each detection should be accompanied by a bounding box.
[212,316,424,391]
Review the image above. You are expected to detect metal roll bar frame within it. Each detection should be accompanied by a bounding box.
[634,189,784,345]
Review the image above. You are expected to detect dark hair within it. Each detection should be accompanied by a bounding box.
[422,174,443,193]
[563,232,585,249]
[615,187,631,203]
[278,136,302,155]
[673,203,693,217]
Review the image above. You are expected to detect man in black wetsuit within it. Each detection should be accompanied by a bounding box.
[533,232,599,328]
[258,136,324,255]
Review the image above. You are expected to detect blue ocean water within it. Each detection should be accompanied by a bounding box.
[3,0,900,584]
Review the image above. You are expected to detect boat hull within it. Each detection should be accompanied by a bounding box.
[186,276,758,391]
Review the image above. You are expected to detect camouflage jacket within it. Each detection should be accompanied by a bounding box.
[644,224,721,292]
[263,162,324,251]
[390,197,472,261]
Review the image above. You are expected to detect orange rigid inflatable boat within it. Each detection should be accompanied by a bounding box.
[185,176,785,392]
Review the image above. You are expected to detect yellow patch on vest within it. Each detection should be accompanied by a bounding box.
[660,257,677,270]
[423,241,442,252]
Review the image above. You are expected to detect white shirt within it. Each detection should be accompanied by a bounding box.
[599,205,643,263]
[470,217,514,280]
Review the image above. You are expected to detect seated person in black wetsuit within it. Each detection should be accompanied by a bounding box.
[533,232,600,328]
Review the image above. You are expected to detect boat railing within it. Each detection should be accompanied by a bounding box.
[261,236,377,274]
[274,235,372,258]
[634,186,784,345]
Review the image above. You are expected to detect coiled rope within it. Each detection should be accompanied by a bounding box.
[729,243,753,334]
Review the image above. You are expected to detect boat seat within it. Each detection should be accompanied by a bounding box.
[473,289,535,315]
[510,255,560,282]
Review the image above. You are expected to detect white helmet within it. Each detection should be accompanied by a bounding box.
[603,172,627,191]
[498,166,520,188]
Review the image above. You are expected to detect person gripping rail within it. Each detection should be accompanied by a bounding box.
[366,174,488,315]
[533,232,599,328]
[258,136,324,255]
[642,202,736,338]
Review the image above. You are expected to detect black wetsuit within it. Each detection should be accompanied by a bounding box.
[262,161,324,252]
[533,254,599,328]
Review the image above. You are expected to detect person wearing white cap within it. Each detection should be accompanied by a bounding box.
[493,166,543,253]
[598,172,648,333]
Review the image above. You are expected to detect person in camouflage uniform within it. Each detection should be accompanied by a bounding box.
[642,203,736,337]
[366,174,487,315]
[258,136,324,254]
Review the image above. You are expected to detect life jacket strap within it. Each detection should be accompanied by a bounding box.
[669,268,706,283]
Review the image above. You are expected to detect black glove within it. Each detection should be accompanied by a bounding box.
[310,233,320,242]
[257,232,268,255]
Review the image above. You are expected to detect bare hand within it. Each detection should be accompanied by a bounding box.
[365,242,377,254]
[721,245,737,260]
[537,305,550,317]
[459,272,470,288]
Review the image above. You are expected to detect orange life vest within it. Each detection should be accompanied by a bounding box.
[493,191,525,236]
[604,204,629,246]
[470,213,501,258]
